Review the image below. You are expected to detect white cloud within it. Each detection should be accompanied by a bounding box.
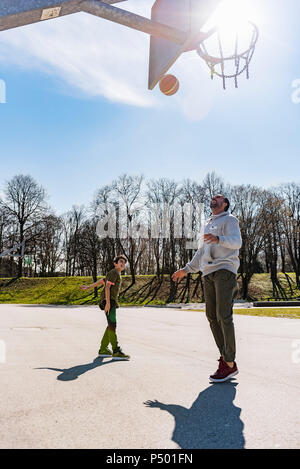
[0,1,155,107]
[0,0,219,117]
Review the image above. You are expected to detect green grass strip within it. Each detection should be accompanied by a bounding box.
[182,307,300,319]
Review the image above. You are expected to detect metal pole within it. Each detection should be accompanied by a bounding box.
[80,0,187,44]
[0,0,128,32]
[0,0,82,32]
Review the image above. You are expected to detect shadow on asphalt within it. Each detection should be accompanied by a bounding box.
[144,381,244,449]
[35,357,119,381]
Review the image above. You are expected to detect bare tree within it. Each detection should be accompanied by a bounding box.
[0,206,17,276]
[62,205,86,276]
[259,190,287,299]
[93,184,117,272]
[112,174,145,287]
[33,214,63,276]
[230,185,264,299]
[77,219,103,297]
[277,183,300,289]
[0,174,47,277]
[176,179,206,302]
[202,171,226,203]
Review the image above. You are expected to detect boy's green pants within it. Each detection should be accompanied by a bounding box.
[203,269,239,363]
[99,304,118,352]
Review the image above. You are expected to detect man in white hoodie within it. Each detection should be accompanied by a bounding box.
[172,194,242,383]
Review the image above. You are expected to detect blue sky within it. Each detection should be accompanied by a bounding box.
[0,0,299,214]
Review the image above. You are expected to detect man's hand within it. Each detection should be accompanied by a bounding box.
[171,269,187,283]
[104,302,111,314]
[203,234,219,245]
[79,285,89,291]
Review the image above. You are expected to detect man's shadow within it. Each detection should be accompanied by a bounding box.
[145,382,244,449]
[35,356,117,381]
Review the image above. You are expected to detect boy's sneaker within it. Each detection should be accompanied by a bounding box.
[112,348,130,360]
[98,348,113,357]
[209,358,238,383]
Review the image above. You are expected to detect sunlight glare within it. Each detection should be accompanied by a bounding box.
[206,0,261,32]
[201,0,261,59]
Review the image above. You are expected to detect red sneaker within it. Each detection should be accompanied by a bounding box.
[209,360,238,383]
[208,356,226,379]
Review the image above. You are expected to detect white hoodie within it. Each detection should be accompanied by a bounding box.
[182,211,242,277]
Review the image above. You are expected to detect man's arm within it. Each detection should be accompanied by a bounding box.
[182,246,204,274]
[217,217,242,250]
[172,245,203,282]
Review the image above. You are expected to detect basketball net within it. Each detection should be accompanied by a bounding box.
[197,22,259,89]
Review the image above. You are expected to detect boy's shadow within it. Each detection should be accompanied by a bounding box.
[35,357,117,381]
[145,381,244,449]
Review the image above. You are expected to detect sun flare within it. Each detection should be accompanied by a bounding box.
[206,0,261,32]
[200,0,261,59]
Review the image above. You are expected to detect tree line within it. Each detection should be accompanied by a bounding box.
[0,172,299,301]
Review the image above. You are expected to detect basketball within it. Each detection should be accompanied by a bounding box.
[159,74,179,96]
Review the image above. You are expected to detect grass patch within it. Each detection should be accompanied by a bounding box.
[233,308,300,319]
[0,277,102,305]
[182,307,300,319]
[248,272,300,300]
[0,273,299,308]
[0,276,171,306]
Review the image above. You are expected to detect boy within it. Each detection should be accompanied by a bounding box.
[80,255,130,360]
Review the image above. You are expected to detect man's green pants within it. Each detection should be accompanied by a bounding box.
[203,269,239,363]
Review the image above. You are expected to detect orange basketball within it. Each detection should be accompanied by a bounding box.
[159,74,179,96]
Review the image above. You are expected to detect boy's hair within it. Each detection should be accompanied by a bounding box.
[113,255,127,264]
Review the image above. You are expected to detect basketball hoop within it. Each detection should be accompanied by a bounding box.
[196,22,259,89]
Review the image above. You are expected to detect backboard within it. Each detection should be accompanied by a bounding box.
[148,0,222,90]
